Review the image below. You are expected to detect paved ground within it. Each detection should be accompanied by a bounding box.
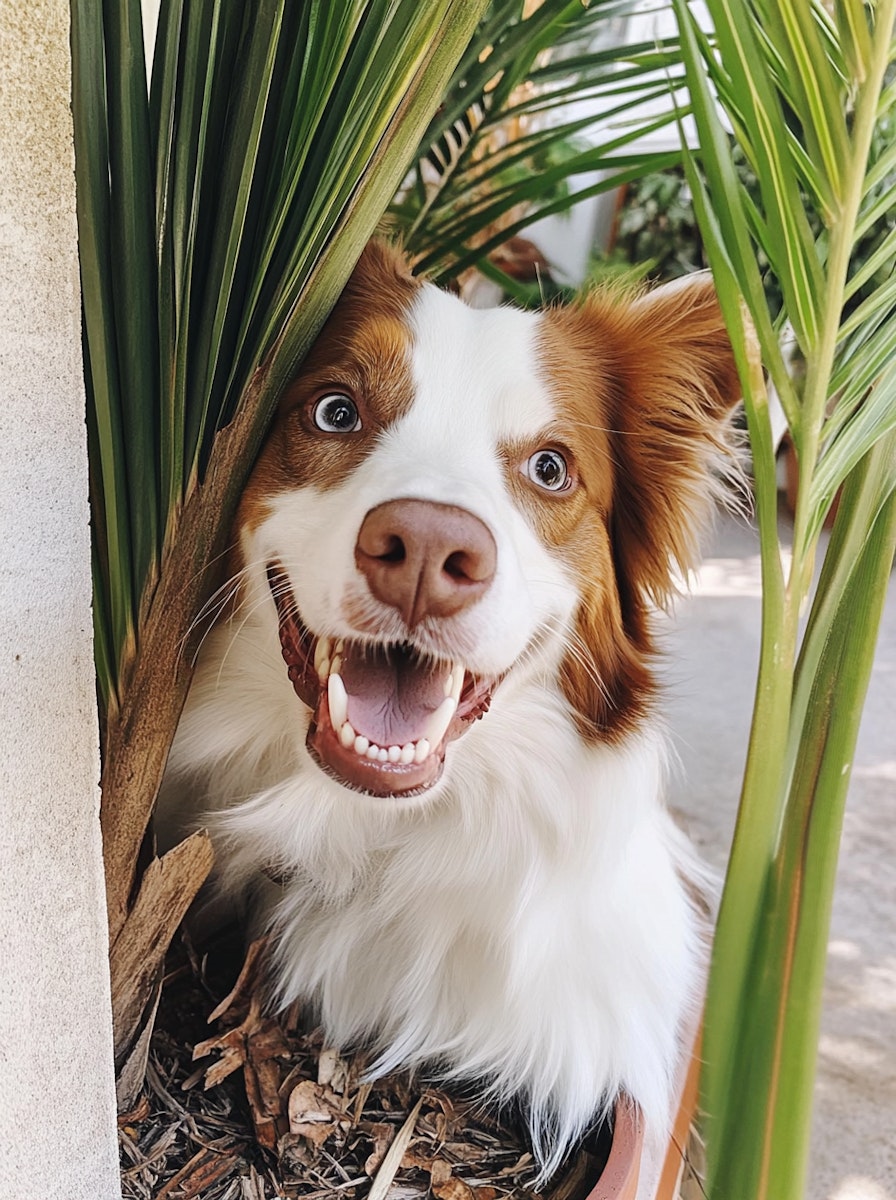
[659,510,895,1199]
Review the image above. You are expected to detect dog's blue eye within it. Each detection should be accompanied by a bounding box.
[526,449,569,492]
[313,393,361,433]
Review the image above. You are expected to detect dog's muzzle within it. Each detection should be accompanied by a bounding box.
[266,501,498,798]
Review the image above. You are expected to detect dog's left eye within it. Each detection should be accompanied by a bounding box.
[525,449,570,492]
[312,393,361,433]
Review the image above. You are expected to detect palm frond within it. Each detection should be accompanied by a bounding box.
[387,0,690,281]
[73,0,492,957]
[672,0,896,1195]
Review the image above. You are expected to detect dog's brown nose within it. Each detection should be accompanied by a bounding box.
[355,500,497,627]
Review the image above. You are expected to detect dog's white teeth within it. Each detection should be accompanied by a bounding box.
[335,639,345,656]
[314,637,331,675]
[329,654,343,677]
[451,661,464,704]
[327,672,348,730]
[424,696,456,749]
[343,731,437,765]
[443,661,465,700]
[413,739,431,764]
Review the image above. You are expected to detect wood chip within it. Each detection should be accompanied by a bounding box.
[155,1145,239,1199]
[207,938,269,1024]
[367,1098,424,1200]
[118,1094,151,1127]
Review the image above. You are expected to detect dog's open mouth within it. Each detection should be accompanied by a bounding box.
[267,564,493,796]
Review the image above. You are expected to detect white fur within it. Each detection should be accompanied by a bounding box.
[161,281,706,1180]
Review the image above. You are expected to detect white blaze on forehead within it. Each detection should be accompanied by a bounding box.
[407,284,556,444]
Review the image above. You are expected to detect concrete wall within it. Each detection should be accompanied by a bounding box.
[0,2,120,1197]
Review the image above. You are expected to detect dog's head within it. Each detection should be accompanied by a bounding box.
[235,241,741,799]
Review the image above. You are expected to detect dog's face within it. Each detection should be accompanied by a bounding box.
[235,242,740,800]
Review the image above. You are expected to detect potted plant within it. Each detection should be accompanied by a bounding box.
[74,1,692,1192]
[73,0,895,1195]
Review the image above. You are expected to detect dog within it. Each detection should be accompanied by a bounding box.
[160,241,740,1179]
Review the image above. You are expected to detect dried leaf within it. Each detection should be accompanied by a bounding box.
[401,1148,436,1173]
[364,1122,398,1175]
[429,1158,453,1186]
[288,1078,344,1146]
[432,1176,476,1200]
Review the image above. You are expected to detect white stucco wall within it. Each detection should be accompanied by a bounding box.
[0,2,120,1197]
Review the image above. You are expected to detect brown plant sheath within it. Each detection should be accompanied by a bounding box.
[110,829,214,1067]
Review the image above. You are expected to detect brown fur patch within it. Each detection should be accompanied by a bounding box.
[238,242,422,535]
[538,275,741,741]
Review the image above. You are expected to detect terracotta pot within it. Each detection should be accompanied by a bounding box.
[585,1030,703,1200]
[586,1099,643,1200]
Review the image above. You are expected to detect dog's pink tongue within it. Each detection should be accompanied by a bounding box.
[340,643,447,747]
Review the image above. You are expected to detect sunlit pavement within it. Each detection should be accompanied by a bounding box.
[660,510,896,1200]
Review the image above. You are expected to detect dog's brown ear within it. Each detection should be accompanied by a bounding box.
[599,273,742,606]
[348,239,417,292]
[551,273,742,742]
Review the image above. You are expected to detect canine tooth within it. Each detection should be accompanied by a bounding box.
[366,744,380,761]
[327,673,348,730]
[314,637,331,673]
[443,671,454,698]
[400,743,415,765]
[377,748,389,763]
[329,654,342,677]
[451,662,464,704]
[317,657,330,683]
[424,696,456,748]
[339,721,355,749]
[414,738,430,764]
[354,735,369,756]
[335,639,345,655]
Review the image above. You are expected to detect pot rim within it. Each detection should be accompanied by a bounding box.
[584,1096,642,1200]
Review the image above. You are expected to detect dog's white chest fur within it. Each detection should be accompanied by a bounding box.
[162,243,739,1178]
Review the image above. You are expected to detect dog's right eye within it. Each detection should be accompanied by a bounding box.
[312,393,361,433]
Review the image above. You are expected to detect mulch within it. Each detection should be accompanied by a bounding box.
[118,930,611,1200]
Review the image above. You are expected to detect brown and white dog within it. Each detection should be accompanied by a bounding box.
[161,242,740,1178]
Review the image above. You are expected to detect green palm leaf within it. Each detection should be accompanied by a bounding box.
[387,0,691,282]
[673,0,896,1195]
[73,0,492,968]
